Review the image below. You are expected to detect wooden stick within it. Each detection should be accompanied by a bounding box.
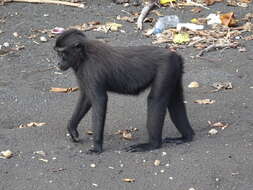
[137,1,157,30]
[1,0,85,8]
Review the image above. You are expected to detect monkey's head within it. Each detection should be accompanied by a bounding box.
[54,29,87,71]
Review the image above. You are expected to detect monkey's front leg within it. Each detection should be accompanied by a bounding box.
[87,93,108,154]
[68,91,91,142]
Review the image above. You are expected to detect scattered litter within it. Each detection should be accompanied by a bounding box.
[194,99,215,104]
[206,13,222,25]
[115,128,138,140]
[0,150,13,159]
[51,27,65,34]
[177,23,204,31]
[34,150,46,156]
[152,15,179,34]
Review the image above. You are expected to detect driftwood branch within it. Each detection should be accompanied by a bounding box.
[1,0,85,8]
[137,1,157,30]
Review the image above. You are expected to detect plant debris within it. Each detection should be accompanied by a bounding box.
[115,128,138,140]
[211,82,233,92]
[50,87,79,93]
[18,122,46,128]
[194,99,215,104]
[208,121,229,130]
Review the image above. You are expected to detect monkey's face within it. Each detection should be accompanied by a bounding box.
[54,44,84,71]
[56,50,72,71]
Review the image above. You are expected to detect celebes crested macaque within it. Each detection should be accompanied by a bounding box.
[54,29,194,154]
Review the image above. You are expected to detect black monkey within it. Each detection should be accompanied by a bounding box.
[54,29,194,154]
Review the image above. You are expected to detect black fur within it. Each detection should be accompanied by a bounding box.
[54,29,194,154]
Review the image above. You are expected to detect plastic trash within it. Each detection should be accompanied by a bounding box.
[153,15,180,34]
[206,14,222,25]
[176,23,204,31]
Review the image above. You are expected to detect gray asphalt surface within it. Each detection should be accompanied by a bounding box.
[0,1,253,189]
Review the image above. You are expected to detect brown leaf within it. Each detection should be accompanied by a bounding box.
[220,12,237,27]
[50,87,79,93]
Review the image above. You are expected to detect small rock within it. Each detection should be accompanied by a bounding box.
[208,128,218,135]
[188,81,200,88]
[154,160,161,166]
[3,42,10,47]
[40,36,48,42]
[90,163,96,168]
[0,150,13,159]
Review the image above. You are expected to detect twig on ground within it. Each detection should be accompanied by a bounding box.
[196,41,239,57]
[1,0,85,8]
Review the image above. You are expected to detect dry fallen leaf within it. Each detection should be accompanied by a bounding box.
[194,99,215,104]
[173,32,190,44]
[122,178,135,183]
[208,121,229,130]
[105,22,122,32]
[0,150,13,159]
[220,12,237,27]
[50,87,79,93]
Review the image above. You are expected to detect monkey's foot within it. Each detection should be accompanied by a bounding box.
[67,127,80,142]
[125,143,161,152]
[163,137,192,144]
[86,149,102,155]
